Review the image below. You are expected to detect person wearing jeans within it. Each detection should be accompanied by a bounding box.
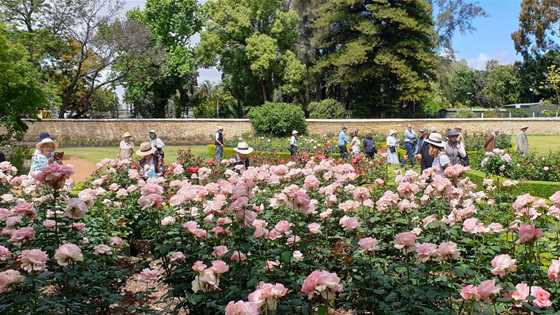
[215,127,224,162]
[338,127,349,159]
[403,124,417,166]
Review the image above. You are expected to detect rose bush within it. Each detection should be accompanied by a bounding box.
[3,149,560,314]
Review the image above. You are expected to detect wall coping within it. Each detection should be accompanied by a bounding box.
[24,117,560,123]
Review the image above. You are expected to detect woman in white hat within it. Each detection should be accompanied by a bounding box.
[425,133,450,176]
[232,141,254,170]
[137,142,157,178]
[118,132,134,161]
[30,138,57,173]
[386,130,400,165]
[289,130,298,157]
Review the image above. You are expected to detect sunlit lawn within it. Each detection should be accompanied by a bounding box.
[61,145,209,164]
[513,135,560,154]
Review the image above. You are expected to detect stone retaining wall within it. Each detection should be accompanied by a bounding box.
[21,118,560,145]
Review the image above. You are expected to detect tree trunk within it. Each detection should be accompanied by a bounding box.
[261,80,268,102]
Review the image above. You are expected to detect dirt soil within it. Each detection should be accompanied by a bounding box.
[63,156,97,182]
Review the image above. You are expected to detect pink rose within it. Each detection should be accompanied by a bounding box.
[211,260,230,274]
[72,223,85,231]
[549,259,560,281]
[19,249,48,272]
[43,220,56,229]
[54,243,84,266]
[224,300,259,315]
[460,285,479,301]
[531,286,552,308]
[160,216,176,226]
[0,245,10,261]
[265,260,281,271]
[274,220,292,234]
[477,279,501,301]
[307,223,321,234]
[339,215,360,231]
[192,261,207,273]
[437,242,460,260]
[110,236,124,248]
[358,237,379,252]
[94,244,112,255]
[517,224,542,244]
[169,251,186,263]
[301,270,343,298]
[490,254,517,277]
[10,227,35,244]
[64,198,88,220]
[415,243,437,262]
[12,202,36,218]
[137,268,160,282]
[394,231,416,250]
[212,245,229,258]
[511,282,529,302]
[0,269,24,293]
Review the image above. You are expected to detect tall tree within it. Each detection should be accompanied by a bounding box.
[512,0,560,59]
[313,0,437,117]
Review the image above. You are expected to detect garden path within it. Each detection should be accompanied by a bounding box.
[64,156,96,182]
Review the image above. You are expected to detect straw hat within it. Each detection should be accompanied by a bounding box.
[136,142,155,157]
[425,133,445,148]
[234,141,254,155]
[388,129,397,136]
[122,132,132,138]
[292,130,298,135]
[217,126,224,131]
[149,129,156,134]
[35,138,57,149]
[521,126,529,131]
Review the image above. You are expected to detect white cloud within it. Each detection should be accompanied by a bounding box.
[467,53,491,70]
[198,67,222,84]
[466,50,520,70]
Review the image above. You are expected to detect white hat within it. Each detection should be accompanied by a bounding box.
[425,133,445,148]
[122,132,132,138]
[234,141,254,155]
[36,138,57,149]
[388,129,397,136]
[136,142,156,157]
[292,130,298,135]
[521,126,528,130]
[217,126,224,131]
[149,129,156,134]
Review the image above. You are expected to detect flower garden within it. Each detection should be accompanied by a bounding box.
[2,147,560,314]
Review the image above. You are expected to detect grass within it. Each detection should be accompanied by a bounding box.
[61,145,209,164]
[511,135,560,154]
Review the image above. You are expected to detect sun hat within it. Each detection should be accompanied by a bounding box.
[217,126,224,131]
[122,132,132,138]
[447,129,461,137]
[419,128,428,133]
[388,129,397,136]
[136,142,156,157]
[521,126,529,130]
[425,133,445,148]
[36,138,57,149]
[149,129,156,134]
[234,141,254,155]
[38,132,52,141]
[292,130,298,135]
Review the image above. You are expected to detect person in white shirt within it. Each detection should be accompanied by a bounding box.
[425,132,450,176]
[403,124,417,166]
[148,130,165,173]
[289,130,298,157]
[118,132,134,160]
[386,130,400,165]
[350,130,361,156]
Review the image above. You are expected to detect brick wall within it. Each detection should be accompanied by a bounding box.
[20,118,560,145]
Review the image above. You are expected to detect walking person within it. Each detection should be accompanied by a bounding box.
[233,141,254,170]
[445,129,468,166]
[416,128,433,172]
[215,127,225,162]
[119,132,134,160]
[148,130,165,173]
[386,130,400,165]
[484,130,496,152]
[363,134,377,159]
[425,133,450,176]
[516,126,529,156]
[403,124,417,166]
[350,130,361,157]
[289,130,298,157]
[338,127,349,159]
[137,142,157,178]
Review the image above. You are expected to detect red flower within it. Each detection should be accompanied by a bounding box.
[187,166,199,174]
[207,159,216,167]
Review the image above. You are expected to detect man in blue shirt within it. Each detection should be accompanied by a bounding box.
[338,127,349,159]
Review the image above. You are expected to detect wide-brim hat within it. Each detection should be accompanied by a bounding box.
[425,133,445,148]
[217,126,224,131]
[419,128,428,133]
[36,138,57,149]
[521,126,529,130]
[234,141,254,155]
[447,129,461,137]
[122,132,132,138]
[136,142,156,157]
[149,129,156,134]
[388,129,397,136]
[292,130,298,135]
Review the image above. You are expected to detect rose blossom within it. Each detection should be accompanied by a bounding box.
[43,219,56,229]
[531,286,552,308]
[511,282,529,302]
[490,254,517,277]
[301,270,343,299]
[0,245,10,261]
[161,216,176,226]
[394,231,416,250]
[339,215,360,231]
[211,260,230,274]
[437,242,460,260]
[110,236,124,248]
[460,285,479,301]
[307,223,321,234]
[517,224,542,244]
[94,244,113,255]
[549,259,560,281]
[0,269,24,293]
[10,227,35,244]
[224,300,259,315]
[477,279,501,301]
[292,250,304,262]
[54,243,84,266]
[19,249,48,272]
[358,237,379,252]
[64,198,88,219]
[415,243,437,262]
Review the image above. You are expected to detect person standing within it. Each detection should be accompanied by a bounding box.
[386,130,400,165]
[350,130,361,156]
[363,134,377,159]
[289,130,298,157]
[425,133,450,176]
[516,126,529,156]
[30,138,56,173]
[403,124,417,166]
[484,130,496,152]
[137,142,157,178]
[215,127,225,162]
[338,127,349,159]
[416,128,433,172]
[119,132,134,160]
[233,141,254,170]
[445,129,468,166]
[148,130,165,173]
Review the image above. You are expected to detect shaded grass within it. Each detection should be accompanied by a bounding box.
[512,135,560,154]
[61,145,208,164]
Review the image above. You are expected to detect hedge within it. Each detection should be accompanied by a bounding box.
[465,169,560,198]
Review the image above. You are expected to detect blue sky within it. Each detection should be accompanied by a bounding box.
[123,0,523,82]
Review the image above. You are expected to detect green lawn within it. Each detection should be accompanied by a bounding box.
[513,135,560,154]
[61,145,209,164]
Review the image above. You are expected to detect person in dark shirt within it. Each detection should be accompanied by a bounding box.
[416,128,433,172]
[363,134,377,159]
[232,141,253,170]
[0,151,5,163]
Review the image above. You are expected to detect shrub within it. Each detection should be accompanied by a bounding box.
[308,98,347,119]
[248,102,307,136]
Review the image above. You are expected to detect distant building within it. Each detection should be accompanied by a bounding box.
[439,108,507,118]
[503,102,559,117]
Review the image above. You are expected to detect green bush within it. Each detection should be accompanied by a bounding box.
[509,109,529,117]
[248,102,307,136]
[308,98,347,119]
[466,169,560,198]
